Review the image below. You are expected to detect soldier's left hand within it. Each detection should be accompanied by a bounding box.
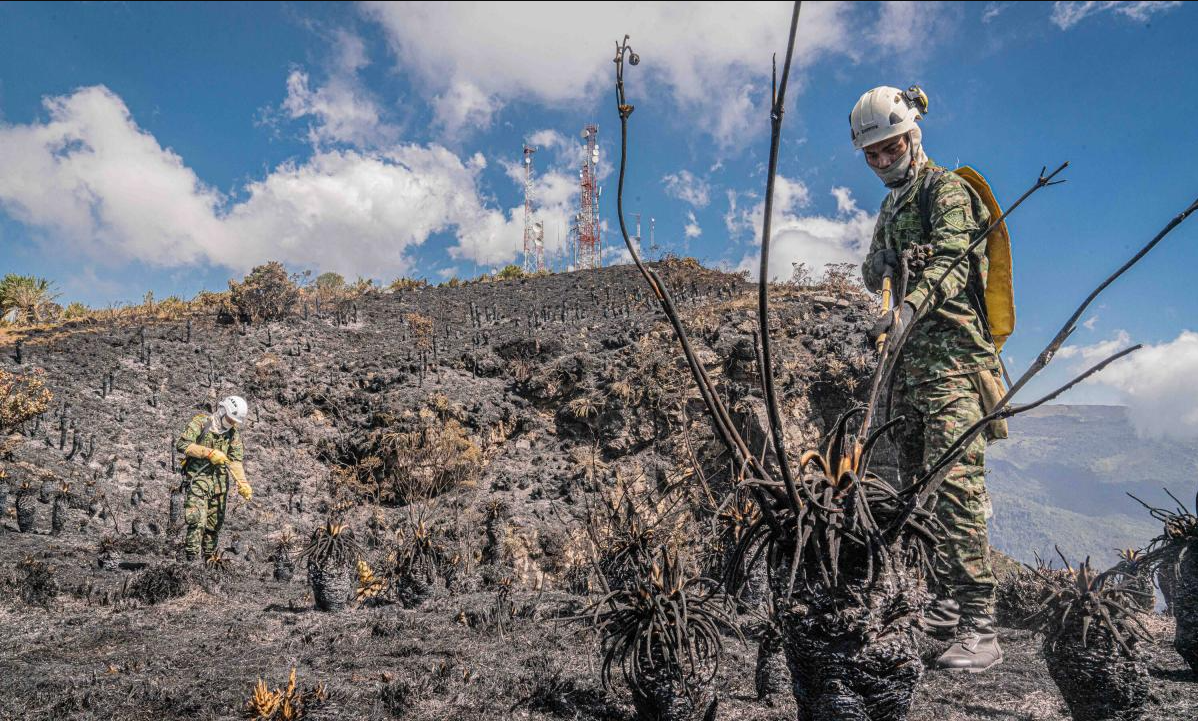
[238,483,253,502]
[867,302,916,346]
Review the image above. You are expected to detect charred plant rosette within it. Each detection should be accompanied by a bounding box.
[589,548,738,721]
[386,514,444,608]
[298,519,362,612]
[996,551,1077,629]
[607,0,1196,716]
[729,408,938,719]
[1134,489,1198,673]
[1028,554,1152,721]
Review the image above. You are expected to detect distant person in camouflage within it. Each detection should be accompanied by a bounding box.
[852,85,1005,672]
[175,395,253,561]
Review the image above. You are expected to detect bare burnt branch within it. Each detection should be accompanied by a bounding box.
[756,0,804,514]
[611,33,788,511]
[888,345,1143,537]
[890,193,1198,532]
[867,162,1069,435]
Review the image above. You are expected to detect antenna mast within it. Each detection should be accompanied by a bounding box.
[576,124,602,270]
[522,145,540,273]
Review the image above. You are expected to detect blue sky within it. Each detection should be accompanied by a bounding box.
[2,1,1198,426]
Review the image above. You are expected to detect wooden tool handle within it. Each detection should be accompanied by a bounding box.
[876,272,893,353]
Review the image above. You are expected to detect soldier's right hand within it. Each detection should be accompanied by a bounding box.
[206,448,229,465]
[870,249,899,278]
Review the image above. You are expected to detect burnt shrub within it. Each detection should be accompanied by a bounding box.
[227,262,299,323]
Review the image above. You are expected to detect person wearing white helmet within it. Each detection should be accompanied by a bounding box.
[854,86,1005,672]
[174,395,253,561]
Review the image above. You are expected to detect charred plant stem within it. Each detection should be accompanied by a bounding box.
[876,163,1069,411]
[612,33,784,509]
[884,194,1198,537]
[756,0,803,516]
[888,345,1142,537]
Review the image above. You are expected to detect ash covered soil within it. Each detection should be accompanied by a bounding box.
[1,260,1193,720]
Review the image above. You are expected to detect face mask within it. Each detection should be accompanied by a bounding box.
[221,414,238,431]
[872,144,913,188]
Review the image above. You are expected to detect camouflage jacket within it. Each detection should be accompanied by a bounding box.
[861,162,1000,385]
[175,413,244,480]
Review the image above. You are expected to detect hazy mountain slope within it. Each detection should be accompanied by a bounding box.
[988,404,1198,568]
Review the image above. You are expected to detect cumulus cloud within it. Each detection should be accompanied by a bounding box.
[1077,330,1198,440]
[0,85,528,279]
[1057,329,1132,362]
[431,78,501,139]
[359,1,924,146]
[526,129,573,157]
[684,210,702,239]
[734,181,875,280]
[279,29,399,148]
[663,170,711,208]
[1051,1,1183,30]
[0,86,229,268]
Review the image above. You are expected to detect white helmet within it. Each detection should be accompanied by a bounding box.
[217,395,248,427]
[849,85,928,150]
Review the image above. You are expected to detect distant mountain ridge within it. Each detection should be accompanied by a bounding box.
[988,404,1198,569]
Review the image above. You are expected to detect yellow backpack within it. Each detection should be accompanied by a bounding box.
[919,166,1016,351]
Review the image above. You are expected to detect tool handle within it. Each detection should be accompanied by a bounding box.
[876,272,893,353]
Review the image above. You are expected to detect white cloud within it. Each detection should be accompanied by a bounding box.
[982,2,1012,22]
[872,1,953,56]
[0,85,531,279]
[526,129,573,157]
[280,29,399,148]
[227,146,505,274]
[1083,315,1100,331]
[431,78,501,139]
[359,1,906,146]
[1079,330,1198,440]
[1057,329,1131,362]
[724,189,746,237]
[726,175,812,241]
[735,182,875,280]
[0,86,229,268]
[663,170,711,208]
[1051,1,1182,30]
[684,210,702,239]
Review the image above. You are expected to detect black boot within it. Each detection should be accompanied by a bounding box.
[924,597,960,640]
[934,615,1003,673]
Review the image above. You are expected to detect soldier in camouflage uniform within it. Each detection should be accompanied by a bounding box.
[852,86,1004,672]
[175,395,253,561]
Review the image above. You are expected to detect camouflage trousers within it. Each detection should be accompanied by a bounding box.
[893,372,996,621]
[183,473,228,558]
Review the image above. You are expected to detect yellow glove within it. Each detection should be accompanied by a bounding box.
[183,443,210,459]
[228,461,251,501]
[206,448,229,465]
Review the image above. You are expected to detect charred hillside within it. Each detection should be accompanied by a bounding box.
[0,260,1193,720]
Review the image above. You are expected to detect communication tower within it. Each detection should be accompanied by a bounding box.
[575,125,602,270]
[522,145,540,273]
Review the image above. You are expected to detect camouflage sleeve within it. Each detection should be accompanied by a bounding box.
[228,429,245,463]
[904,173,980,316]
[861,208,888,293]
[175,415,206,454]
